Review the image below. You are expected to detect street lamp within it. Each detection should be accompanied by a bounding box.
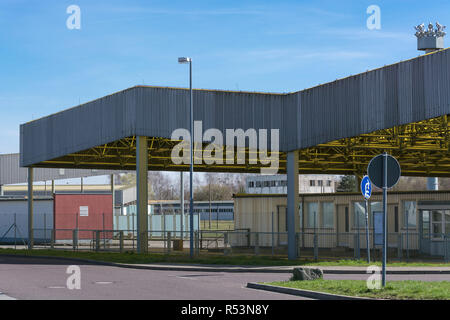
[178,56,194,258]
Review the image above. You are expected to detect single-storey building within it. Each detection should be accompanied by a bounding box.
[233,191,450,257]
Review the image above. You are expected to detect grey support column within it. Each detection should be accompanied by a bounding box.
[136,136,149,253]
[51,180,55,194]
[180,171,184,239]
[0,185,3,196]
[287,150,299,260]
[111,174,115,215]
[28,167,34,249]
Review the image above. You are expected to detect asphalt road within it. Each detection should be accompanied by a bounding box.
[0,256,307,300]
[0,256,448,300]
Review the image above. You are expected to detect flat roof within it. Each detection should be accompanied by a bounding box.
[20,48,450,176]
[233,190,450,198]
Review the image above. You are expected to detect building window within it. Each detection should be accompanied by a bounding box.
[318,180,323,187]
[270,180,276,187]
[307,202,319,228]
[248,181,254,188]
[447,212,450,235]
[256,181,261,188]
[370,202,382,228]
[309,180,315,187]
[403,201,417,228]
[354,202,366,228]
[422,210,430,237]
[321,202,334,228]
[326,180,332,187]
[431,210,450,239]
[432,211,443,238]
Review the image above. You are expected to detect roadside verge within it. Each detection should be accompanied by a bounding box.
[246,282,372,300]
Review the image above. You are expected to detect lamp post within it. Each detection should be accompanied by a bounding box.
[178,57,194,258]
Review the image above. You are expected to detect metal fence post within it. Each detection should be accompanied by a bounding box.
[194,231,199,256]
[355,232,360,260]
[132,214,135,250]
[254,233,259,256]
[295,233,299,259]
[29,229,34,250]
[167,231,172,254]
[224,232,229,256]
[51,229,55,249]
[272,231,275,257]
[44,213,47,247]
[445,235,449,263]
[14,213,17,249]
[102,213,106,249]
[314,233,318,261]
[72,229,78,251]
[397,234,403,260]
[119,231,124,253]
[95,230,100,252]
[247,229,251,247]
[406,228,410,262]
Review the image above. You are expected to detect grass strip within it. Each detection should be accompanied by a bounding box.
[0,248,449,267]
[267,279,450,300]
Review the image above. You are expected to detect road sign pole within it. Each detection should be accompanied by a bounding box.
[360,176,372,264]
[382,152,387,287]
[368,152,400,288]
[365,199,370,264]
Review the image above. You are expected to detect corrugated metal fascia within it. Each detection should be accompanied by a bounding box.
[20,88,138,167]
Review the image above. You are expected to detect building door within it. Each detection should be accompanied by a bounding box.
[419,209,450,256]
[337,205,349,246]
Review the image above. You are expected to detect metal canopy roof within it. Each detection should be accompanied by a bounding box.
[20,48,450,177]
[0,153,128,185]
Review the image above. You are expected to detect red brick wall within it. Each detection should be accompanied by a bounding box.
[53,194,113,240]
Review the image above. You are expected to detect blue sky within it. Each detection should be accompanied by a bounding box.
[1,0,450,156]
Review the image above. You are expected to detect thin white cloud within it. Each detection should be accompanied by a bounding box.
[86,6,267,26]
[218,48,374,62]
[94,5,266,16]
[267,27,412,41]
[321,27,413,41]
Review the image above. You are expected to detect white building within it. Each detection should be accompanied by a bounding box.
[245,174,340,194]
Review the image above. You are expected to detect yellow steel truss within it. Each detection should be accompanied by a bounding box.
[35,115,450,177]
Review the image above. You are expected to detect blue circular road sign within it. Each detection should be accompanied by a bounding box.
[361,175,372,200]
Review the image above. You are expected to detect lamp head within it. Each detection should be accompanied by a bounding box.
[178,57,192,64]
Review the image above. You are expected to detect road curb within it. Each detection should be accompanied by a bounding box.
[1,253,449,274]
[0,253,290,273]
[246,282,372,300]
[0,292,16,300]
[317,269,450,274]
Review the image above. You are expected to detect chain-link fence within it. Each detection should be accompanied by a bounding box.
[2,227,447,263]
[0,209,447,261]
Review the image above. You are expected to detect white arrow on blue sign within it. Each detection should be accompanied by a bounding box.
[361,175,372,200]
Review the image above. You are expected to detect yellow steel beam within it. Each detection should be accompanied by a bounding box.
[35,115,450,176]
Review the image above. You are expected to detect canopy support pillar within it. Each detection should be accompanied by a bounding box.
[28,167,34,249]
[287,150,299,260]
[136,136,148,253]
